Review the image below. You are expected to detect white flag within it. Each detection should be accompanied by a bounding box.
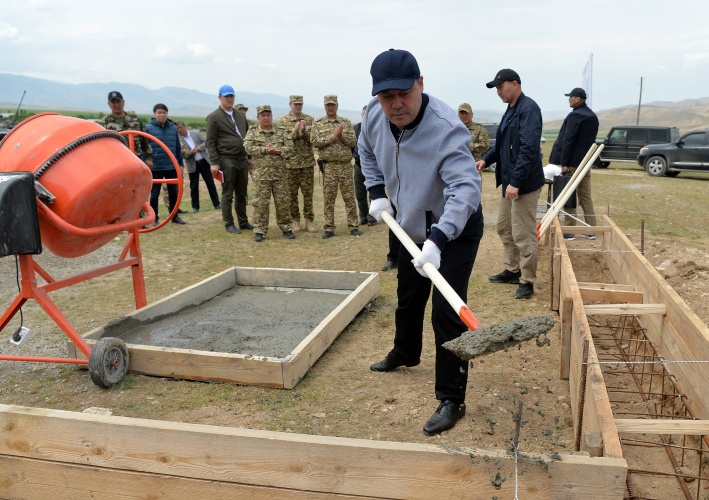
[582,54,593,109]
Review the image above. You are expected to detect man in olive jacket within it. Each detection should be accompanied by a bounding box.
[206,84,253,234]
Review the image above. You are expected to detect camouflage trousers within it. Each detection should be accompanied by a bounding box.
[322,162,359,231]
[287,166,315,222]
[253,177,292,235]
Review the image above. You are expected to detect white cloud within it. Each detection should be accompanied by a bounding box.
[682,53,709,69]
[0,22,19,40]
[187,43,213,58]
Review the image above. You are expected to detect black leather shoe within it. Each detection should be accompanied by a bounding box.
[240,223,254,230]
[254,233,263,242]
[488,269,521,284]
[380,259,397,272]
[192,208,200,213]
[152,218,160,227]
[514,282,534,299]
[225,224,241,234]
[282,231,295,239]
[351,228,363,237]
[370,353,419,372]
[423,400,466,436]
[322,231,334,239]
[215,203,221,209]
[176,208,185,214]
[171,216,187,225]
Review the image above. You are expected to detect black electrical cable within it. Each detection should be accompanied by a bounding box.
[12,255,23,342]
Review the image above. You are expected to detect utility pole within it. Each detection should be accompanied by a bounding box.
[636,77,643,125]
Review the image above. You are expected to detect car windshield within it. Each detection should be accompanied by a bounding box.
[483,124,498,136]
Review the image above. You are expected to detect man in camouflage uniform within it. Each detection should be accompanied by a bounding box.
[102,90,153,167]
[278,95,316,233]
[237,103,258,130]
[458,103,489,161]
[243,105,295,242]
[310,95,361,239]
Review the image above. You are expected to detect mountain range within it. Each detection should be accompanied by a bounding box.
[2,74,708,132]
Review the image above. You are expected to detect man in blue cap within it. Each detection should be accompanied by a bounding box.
[205,84,254,234]
[359,49,484,436]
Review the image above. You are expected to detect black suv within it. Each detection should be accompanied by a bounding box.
[482,123,498,172]
[637,129,709,177]
[594,126,680,168]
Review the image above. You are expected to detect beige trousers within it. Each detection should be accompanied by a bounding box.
[496,188,541,284]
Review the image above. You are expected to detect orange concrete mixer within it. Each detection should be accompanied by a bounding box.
[0,112,183,388]
[0,112,154,257]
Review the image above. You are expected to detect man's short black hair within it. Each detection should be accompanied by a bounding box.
[153,103,168,112]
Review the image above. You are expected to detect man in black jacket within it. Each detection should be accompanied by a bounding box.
[476,69,544,299]
[549,88,599,237]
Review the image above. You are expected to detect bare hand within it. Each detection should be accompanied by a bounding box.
[475,160,486,174]
[333,124,344,139]
[505,185,520,200]
[210,164,220,173]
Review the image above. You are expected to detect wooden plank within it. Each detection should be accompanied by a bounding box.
[0,405,627,500]
[560,298,573,380]
[282,273,380,388]
[615,419,709,434]
[584,303,666,316]
[234,266,374,291]
[579,288,644,304]
[0,455,352,500]
[577,282,636,291]
[559,225,611,235]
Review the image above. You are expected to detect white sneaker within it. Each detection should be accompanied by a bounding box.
[563,234,575,241]
[580,234,596,240]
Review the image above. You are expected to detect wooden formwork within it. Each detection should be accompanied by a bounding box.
[5,237,675,499]
[66,266,380,389]
[552,215,709,476]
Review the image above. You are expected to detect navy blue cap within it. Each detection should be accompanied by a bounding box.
[370,49,421,96]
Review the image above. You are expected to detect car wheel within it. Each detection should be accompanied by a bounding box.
[666,171,680,177]
[645,156,667,177]
[487,162,496,173]
[594,160,610,168]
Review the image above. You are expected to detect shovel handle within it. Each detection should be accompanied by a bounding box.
[381,211,480,331]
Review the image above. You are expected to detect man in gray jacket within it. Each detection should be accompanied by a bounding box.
[360,49,484,436]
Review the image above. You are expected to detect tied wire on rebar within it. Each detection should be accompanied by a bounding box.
[513,400,523,500]
[585,314,708,499]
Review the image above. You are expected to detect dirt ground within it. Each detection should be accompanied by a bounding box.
[1,169,708,497]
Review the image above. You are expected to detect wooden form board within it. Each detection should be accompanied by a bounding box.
[67,267,380,389]
[600,217,709,420]
[0,404,627,499]
[551,225,623,459]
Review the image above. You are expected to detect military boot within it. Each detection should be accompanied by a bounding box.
[305,219,316,233]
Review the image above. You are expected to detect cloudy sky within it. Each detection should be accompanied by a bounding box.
[2,0,708,114]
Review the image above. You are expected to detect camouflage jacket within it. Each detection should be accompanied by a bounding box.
[243,125,293,181]
[310,115,356,164]
[466,122,490,161]
[102,111,152,160]
[277,112,315,169]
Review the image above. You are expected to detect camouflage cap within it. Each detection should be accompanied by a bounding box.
[290,95,303,104]
[236,103,248,111]
[458,103,472,113]
[257,105,272,114]
[324,94,338,104]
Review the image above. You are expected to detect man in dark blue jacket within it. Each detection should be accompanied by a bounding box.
[477,69,544,299]
[145,103,186,225]
[549,88,599,235]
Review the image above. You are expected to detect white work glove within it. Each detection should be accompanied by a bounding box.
[369,197,394,222]
[412,240,441,278]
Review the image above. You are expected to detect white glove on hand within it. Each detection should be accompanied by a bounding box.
[412,240,441,278]
[369,197,394,222]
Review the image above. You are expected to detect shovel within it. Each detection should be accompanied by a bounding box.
[380,211,480,332]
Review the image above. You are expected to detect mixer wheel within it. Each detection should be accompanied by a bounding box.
[89,337,130,388]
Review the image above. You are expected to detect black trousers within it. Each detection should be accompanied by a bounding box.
[189,158,220,210]
[150,169,178,220]
[391,220,483,403]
